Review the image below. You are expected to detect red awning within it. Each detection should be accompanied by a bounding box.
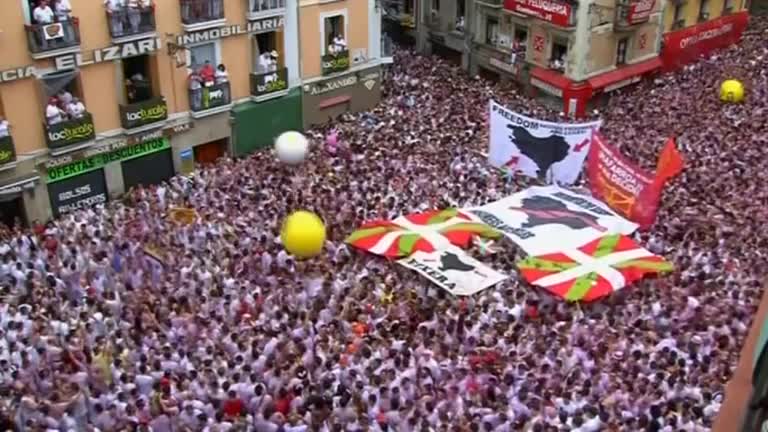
[530,67,573,90]
[588,57,662,90]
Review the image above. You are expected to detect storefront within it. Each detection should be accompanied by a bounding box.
[301,67,382,128]
[45,136,174,217]
[233,88,303,156]
[528,57,661,117]
[194,138,229,165]
[661,12,749,71]
[0,175,39,226]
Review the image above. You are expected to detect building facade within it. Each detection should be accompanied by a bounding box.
[298,0,392,128]
[659,0,749,71]
[0,0,388,224]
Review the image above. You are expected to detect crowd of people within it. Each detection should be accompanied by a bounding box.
[1,15,767,432]
[45,89,87,126]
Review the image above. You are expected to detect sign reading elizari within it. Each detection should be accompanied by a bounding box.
[47,138,170,183]
[55,38,162,70]
[48,169,108,217]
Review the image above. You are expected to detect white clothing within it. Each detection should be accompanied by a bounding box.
[34,6,55,24]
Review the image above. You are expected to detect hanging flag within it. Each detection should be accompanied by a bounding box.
[654,137,685,182]
[345,208,501,258]
[516,234,673,302]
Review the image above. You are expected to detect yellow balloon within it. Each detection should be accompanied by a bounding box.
[280,211,326,259]
[720,80,745,103]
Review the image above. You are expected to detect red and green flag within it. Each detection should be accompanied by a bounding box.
[345,208,501,258]
[516,234,673,302]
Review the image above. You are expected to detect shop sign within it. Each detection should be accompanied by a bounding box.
[307,75,358,96]
[177,17,285,46]
[46,138,170,183]
[626,0,654,24]
[48,169,108,217]
[0,177,38,196]
[46,115,96,149]
[531,77,563,98]
[504,0,572,27]
[490,58,518,75]
[55,38,163,71]
[661,11,748,69]
[0,65,37,84]
[120,97,169,130]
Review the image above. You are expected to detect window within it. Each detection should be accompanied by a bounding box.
[616,37,629,65]
[432,0,440,12]
[40,70,86,126]
[456,0,465,31]
[253,32,280,73]
[404,0,414,15]
[673,4,684,20]
[323,14,346,55]
[698,0,710,19]
[123,55,154,104]
[514,27,528,52]
[485,16,499,45]
[551,38,568,71]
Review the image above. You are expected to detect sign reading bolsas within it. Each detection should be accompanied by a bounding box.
[504,0,572,27]
[177,16,285,46]
[46,138,170,183]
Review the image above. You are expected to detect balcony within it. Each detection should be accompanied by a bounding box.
[190,82,233,118]
[45,113,96,151]
[250,68,289,101]
[119,96,168,133]
[181,0,225,32]
[0,136,17,166]
[322,50,351,75]
[248,0,286,20]
[614,1,652,30]
[25,19,81,60]
[105,6,156,44]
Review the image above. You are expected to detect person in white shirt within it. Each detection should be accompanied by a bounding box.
[330,34,347,55]
[45,98,64,125]
[66,97,86,119]
[33,0,56,49]
[0,117,9,139]
[126,0,149,34]
[104,0,124,36]
[53,0,74,43]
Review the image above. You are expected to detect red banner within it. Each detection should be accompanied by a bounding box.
[587,132,659,228]
[626,0,655,24]
[661,11,749,71]
[504,0,572,27]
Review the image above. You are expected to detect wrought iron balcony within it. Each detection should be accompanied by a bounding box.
[189,82,232,115]
[119,96,168,131]
[248,0,286,20]
[25,19,81,59]
[321,50,351,75]
[250,68,289,98]
[45,112,96,150]
[180,0,225,31]
[0,135,17,166]
[105,5,156,43]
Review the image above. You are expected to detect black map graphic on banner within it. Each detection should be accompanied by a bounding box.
[438,251,476,272]
[508,125,570,177]
[510,196,606,231]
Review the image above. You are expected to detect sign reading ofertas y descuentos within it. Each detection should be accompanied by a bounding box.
[46,138,170,183]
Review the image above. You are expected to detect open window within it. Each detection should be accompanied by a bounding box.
[123,55,155,105]
[323,14,347,55]
[40,70,86,126]
[253,32,281,73]
[550,38,568,72]
[485,16,499,46]
[455,0,465,32]
[616,37,629,65]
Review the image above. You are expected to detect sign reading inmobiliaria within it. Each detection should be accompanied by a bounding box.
[504,0,572,27]
[662,11,749,70]
[586,132,658,228]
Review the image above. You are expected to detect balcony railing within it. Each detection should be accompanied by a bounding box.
[248,0,286,19]
[250,68,288,98]
[25,19,81,57]
[119,96,168,130]
[190,82,232,112]
[45,113,96,150]
[181,0,224,27]
[106,6,156,41]
[0,136,17,166]
[321,50,351,75]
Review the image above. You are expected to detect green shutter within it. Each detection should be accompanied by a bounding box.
[232,88,303,157]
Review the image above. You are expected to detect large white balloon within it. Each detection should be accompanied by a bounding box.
[275,131,309,164]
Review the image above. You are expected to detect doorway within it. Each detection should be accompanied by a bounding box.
[194,138,228,165]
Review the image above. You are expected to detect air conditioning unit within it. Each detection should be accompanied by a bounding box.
[352,48,368,64]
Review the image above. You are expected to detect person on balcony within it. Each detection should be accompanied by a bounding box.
[52,0,74,44]
[188,70,203,110]
[32,1,55,50]
[126,0,151,34]
[0,117,9,139]
[104,0,124,36]
[257,51,277,74]
[216,64,229,102]
[45,98,65,125]
[199,61,216,87]
[329,34,347,56]
[455,16,465,32]
[66,97,86,119]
